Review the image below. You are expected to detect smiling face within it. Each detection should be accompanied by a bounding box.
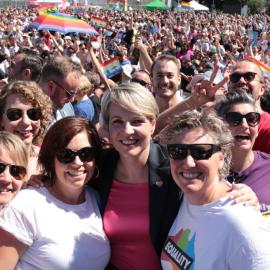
[108,102,155,160]
[53,131,95,195]
[152,60,181,100]
[0,149,26,206]
[226,103,258,152]
[169,127,224,205]
[229,61,265,107]
[1,93,41,147]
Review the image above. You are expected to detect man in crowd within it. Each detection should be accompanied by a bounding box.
[151,55,183,113]
[229,58,270,153]
[39,56,81,124]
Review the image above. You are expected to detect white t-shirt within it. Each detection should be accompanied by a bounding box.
[161,196,270,270]
[0,187,110,270]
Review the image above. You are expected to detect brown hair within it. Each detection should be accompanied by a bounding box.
[38,116,102,185]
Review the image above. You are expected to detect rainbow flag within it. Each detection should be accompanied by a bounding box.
[101,57,122,78]
[90,16,107,29]
[244,55,270,79]
[181,1,192,9]
[29,12,98,35]
[38,6,58,14]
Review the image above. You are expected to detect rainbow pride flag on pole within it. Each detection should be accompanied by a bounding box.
[244,55,270,78]
[101,57,122,78]
[90,16,107,29]
[181,1,192,9]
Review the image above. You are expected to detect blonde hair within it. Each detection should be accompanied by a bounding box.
[0,131,28,171]
[101,82,159,129]
[76,75,93,96]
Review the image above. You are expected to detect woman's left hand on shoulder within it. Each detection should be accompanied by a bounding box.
[229,183,260,211]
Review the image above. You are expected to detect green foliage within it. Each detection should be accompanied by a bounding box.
[247,0,266,13]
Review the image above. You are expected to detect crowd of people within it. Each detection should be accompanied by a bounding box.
[0,4,269,270]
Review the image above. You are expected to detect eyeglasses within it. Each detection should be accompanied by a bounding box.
[0,163,27,180]
[6,108,41,122]
[56,147,96,164]
[229,72,257,83]
[225,112,260,127]
[167,144,221,160]
[131,78,150,87]
[52,80,77,98]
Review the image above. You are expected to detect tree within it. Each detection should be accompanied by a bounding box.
[247,0,266,13]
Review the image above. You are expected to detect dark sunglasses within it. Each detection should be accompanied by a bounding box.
[225,112,260,127]
[0,163,27,180]
[6,108,41,122]
[131,78,149,87]
[56,147,96,164]
[229,72,257,83]
[52,80,77,98]
[167,144,221,160]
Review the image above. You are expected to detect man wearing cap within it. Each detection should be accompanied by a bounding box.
[229,58,270,153]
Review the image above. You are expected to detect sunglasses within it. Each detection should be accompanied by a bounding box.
[131,78,149,87]
[52,80,77,98]
[0,163,27,180]
[225,112,260,127]
[229,72,257,83]
[56,147,95,164]
[6,108,41,122]
[167,144,221,160]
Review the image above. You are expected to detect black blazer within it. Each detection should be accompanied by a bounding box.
[91,142,182,267]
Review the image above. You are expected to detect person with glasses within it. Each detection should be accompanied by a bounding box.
[0,131,28,208]
[131,70,152,92]
[0,81,52,176]
[159,109,270,270]
[39,56,82,126]
[229,59,270,154]
[0,116,110,270]
[216,89,270,209]
[93,83,259,270]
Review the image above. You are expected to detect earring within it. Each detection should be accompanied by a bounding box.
[93,166,99,179]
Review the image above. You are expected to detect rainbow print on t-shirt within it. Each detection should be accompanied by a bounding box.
[161,228,195,270]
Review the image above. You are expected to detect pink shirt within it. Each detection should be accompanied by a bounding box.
[103,179,161,270]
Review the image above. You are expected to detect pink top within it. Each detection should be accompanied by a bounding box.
[103,179,161,270]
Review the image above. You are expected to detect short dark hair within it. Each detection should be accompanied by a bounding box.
[38,116,102,185]
[216,88,257,117]
[39,56,82,84]
[17,51,43,82]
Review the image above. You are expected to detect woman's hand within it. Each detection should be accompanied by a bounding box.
[229,183,260,211]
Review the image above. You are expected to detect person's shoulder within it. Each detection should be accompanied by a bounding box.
[254,150,270,161]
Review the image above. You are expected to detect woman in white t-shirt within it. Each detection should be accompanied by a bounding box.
[0,131,28,208]
[0,116,110,270]
[159,109,270,270]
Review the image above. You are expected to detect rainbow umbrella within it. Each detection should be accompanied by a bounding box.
[29,12,98,35]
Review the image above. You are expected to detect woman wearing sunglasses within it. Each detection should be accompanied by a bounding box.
[0,117,110,269]
[0,81,52,176]
[93,83,259,270]
[216,89,270,208]
[0,131,28,208]
[159,109,270,270]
